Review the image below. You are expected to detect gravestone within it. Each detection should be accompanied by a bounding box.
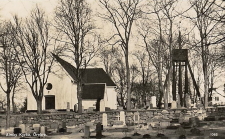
[25,126,31,134]
[33,124,40,133]
[1,128,6,136]
[133,112,140,124]
[5,127,14,134]
[171,101,177,109]
[96,122,102,137]
[14,127,22,135]
[19,124,26,133]
[40,126,47,135]
[84,126,90,138]
[102,113,107,127]
[67,102,70,112]
[120,111,126,125]
[100,100,105,112]
[151,96,156,108]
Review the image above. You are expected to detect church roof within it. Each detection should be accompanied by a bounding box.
[82,84,105,99]
[52,54,116,86]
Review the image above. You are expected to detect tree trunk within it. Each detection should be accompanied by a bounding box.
[36,98,42,114]
[125,51,131,110]
[204,71,209,108]
[6,92,10,129]
[157,65,164,109]
[77,82,83,114]
[12,88,16,113]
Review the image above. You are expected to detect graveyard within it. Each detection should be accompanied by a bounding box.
[1,105,225,139]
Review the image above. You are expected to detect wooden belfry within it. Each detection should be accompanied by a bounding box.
[172,49,200,107]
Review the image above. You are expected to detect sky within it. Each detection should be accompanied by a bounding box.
[0,0,57,19]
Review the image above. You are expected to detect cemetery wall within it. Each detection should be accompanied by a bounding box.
[0,109,214,129]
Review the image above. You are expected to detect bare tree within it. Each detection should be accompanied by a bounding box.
[188,0,222,108]
[54,0,96,114]
[99,0,142,110]
[0,21,21,128]
[138,0,180,108]
[13,6,54,114]
[133,50,155,107]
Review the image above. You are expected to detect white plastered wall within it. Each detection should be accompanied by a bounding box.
[104,86,117,109]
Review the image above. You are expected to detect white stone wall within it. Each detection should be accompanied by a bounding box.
[82,100,96,109]
[27,66,78,111]
[104,87,117,109]
[211,88,225,105]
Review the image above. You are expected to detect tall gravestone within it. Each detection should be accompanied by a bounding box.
[133,112,140,124]
[84,126,90,139]
[40,126,46,135]
[100,100,105,112]
[102,113,107,127]
[151,96,156,108]
[96,122,102,138]
[120,111,126,125]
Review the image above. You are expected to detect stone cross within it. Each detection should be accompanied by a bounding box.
[102,113,107,127]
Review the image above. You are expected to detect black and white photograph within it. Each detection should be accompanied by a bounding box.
[0,0,225,138]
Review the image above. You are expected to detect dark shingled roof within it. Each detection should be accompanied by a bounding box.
[52,54,116,86]
[82,84,105,99]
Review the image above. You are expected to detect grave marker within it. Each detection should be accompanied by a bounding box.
[19,124,26,133]
[0,128,6,136]
[33,124,40,133]
[102,113,107,127]
[133,112,140,124]
[120,111,126,125]
[151,96,156,108]
[67,102,70,112]
[171,101,177,109]
[96,122,102,138]
[40,126,46,135]
[100,100,105,112]
[84,126,90,138]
